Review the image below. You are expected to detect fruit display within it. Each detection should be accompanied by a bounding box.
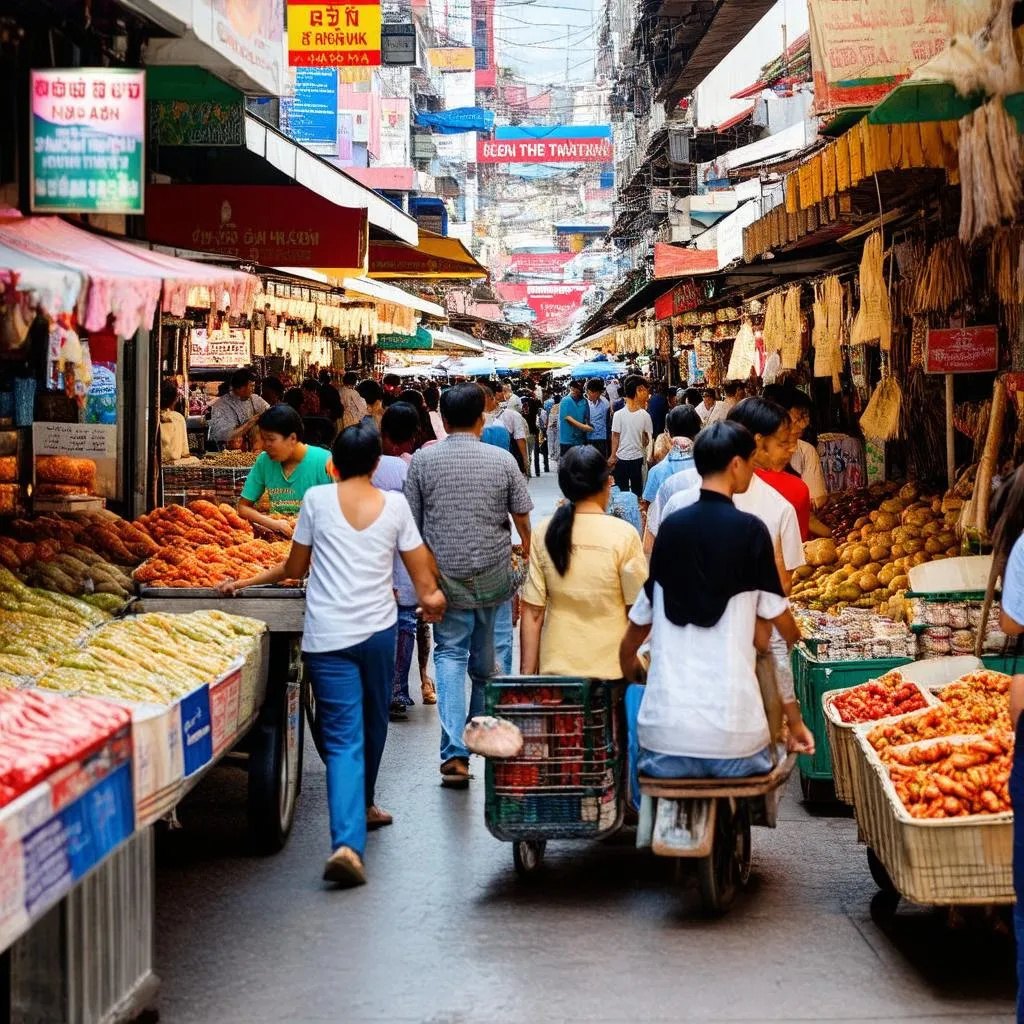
[868,672,1012,749]
[791,481,963,616]
[133,539,289,588]
[830,671,930,723]
[0,688,132,807]
[796,607,914,661]
[883,732,1013,818]
[36,609,265,703]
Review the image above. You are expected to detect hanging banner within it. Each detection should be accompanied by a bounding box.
[808,0,953,111]
[145,184,367,267]
[525,285,587,333]
[280,68,339,154]
[287,0,383,67]
[378,97,410,166]
[477,136,613,164]
[30,68,145,215]
[925,326,999,375]
[427,47,475,72]
[508,252,574,275]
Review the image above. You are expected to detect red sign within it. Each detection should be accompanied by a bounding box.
[654,280,705,320]
[508,252,573,275]
[145,185,367,267]
[476,138,614,164]
[526,285,587,332]
[925,326,999,375]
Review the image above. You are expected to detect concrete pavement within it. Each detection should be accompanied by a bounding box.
[153,468,1017,1023]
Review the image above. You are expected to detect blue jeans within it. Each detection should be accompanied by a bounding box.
[304,625,396,856]
[638,746,777,778]
[392,606,418,707]
[433,604,498,762]
[494,599,513,676]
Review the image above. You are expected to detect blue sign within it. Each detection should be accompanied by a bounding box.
[180,685,213,776]
[281,69,338,156]
[495,125,611,141]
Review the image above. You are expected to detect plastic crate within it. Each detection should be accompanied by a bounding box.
[792,646,913,785]
[484,677,624,842]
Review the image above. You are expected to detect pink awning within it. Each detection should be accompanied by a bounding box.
[0,216,259,336]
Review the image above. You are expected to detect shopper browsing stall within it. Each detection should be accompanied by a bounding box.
[237,405,335,535]
[208,369,270,451]
[159,380,192,465]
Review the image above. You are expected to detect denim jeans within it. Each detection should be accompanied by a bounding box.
[637,745,777,778]
[392,606,418,706]
[1010,716,1024,1020]
[433,604,498,762]
[494,599,514,676]
[304,625,396,856]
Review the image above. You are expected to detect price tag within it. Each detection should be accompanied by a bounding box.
[32,422,117,458]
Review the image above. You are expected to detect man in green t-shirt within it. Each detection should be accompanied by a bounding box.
[238,405,335,536]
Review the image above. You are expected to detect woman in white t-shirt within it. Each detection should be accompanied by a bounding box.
[221,423,446,888]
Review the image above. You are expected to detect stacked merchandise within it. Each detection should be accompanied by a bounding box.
[908,595,1009,657]
[796,608,916,661]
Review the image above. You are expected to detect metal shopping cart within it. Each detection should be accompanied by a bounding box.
[483,676,627,877]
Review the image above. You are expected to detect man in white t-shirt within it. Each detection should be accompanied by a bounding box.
[620,421,814,778]
[609,374,653,498]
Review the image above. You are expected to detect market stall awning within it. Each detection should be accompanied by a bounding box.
[369,232,487,280]
[332,276,445,318]
[0,239,83,316]
[653,243,720,280]
[429,328,485,353]
[246,115,416,245]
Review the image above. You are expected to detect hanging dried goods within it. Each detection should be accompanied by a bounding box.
[911,237,971,314]
[850,232,891,350]
[762,291,785,353]
[781,286,802,369]
[860,377,903,443]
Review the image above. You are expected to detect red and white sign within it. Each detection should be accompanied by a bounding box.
[526,285,587,333]
[508,252,574,275]
[654,279,705,320]
[477,137,613,164]
[925,326,999,375]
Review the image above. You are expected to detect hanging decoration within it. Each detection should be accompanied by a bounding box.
[851,231,892,351]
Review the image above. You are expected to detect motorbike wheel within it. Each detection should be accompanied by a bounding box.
[697,799,748,916]
[513,840,546,878]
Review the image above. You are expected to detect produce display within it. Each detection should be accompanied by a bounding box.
[830,671,930,723]
[792,482,963,616]
[883,732,1012,818]
[135,500,253,547]
[0,688,132,807]
[134,539,289,588]
[202,451,260,467]
[9,511,159,565]
[0,536,134,602]
[0,566,111,686]
[796,607,914,660]
[36,610,265,703]
[910,597,1008,655]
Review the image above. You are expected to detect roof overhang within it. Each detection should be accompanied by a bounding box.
[369,232,487,280]
[336,276,445,318]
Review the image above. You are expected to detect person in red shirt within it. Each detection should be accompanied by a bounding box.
[728,397,813,541]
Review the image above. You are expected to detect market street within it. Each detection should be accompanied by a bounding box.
[153,471,1017,1024]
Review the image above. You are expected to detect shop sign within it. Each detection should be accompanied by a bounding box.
[925,326,999,375]
[477,136,613,164]
[427,47,475,71]
[190,327,252,368]
[287,0,383,67]
[377,332,430,349]
[30,68,145,215]
[655,279,705,319]
[150,98,244,146]
[381,24,416,66]
[146,184,367,267]
[280,68,339,155]
[808,0,952,111]
[508,252,573,275]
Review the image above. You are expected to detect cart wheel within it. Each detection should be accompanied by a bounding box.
[301,666,326,764]
[866,847,898,901]
[513,840,546,878]
[248,679,301,853]
[697,799,744,916]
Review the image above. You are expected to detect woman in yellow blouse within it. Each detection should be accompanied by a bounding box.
[520,445,647,678]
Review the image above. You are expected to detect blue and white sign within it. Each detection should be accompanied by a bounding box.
[281,69,339,156]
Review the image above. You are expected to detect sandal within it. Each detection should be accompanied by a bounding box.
[440,757,470,788]
[421,677,437,705]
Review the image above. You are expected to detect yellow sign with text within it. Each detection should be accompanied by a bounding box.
[427,47,475,72]
[287,0,382,67]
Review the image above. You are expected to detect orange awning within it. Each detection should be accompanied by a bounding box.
[368,232,487,280]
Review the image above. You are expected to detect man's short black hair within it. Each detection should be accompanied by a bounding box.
[381,401,420,445]
[356,379,383,405]
[332,421,381,479]
[160,380,179,410]
[568,378,584,391]
[586,378,603,393]
[693,421,756,477]
[230,368,256,390]
[440,381,485,429]
[262,376,284,401]
[283,387,304,411]
[478,380,499,398]
[703,387,718,401]
[724,380,746,399]
[684,387,702,407]
[342,371,359,386]
[622,375,649,399]
[382,373,402,388]
[258,403,304,441]
[728,396,789,438]
[779,386,812,412]
[666,404,702,440]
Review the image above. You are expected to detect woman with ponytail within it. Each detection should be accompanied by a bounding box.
[520,445,648,677]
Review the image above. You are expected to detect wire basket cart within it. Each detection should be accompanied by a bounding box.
[483,676,626,877]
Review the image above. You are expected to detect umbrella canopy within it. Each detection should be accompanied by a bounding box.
[511,353,576,370]
[569,361,624,380]
[444,356,499,377]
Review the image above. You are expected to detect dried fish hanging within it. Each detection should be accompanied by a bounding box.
[781,286,802,369]
[860,369,904,443]
[850,232,892,350]
[910,237,971,314]
[726,318,757,380]
[762,291,785,353]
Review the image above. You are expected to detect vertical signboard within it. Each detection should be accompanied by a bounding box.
[280,68,339,154]
[287,0,383,66]
[30,68,145,214]
[378,97,410,166]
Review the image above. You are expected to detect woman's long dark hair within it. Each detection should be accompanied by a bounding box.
[546,445,611,576]
[398,388,436,444]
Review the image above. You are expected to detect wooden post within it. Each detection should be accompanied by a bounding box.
[945,372,955,491]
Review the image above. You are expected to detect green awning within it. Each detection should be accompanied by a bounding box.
[868,81,983,125]
[377,327,433,350]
